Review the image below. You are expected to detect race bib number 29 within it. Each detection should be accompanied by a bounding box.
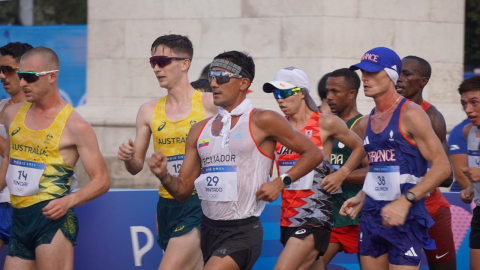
[6,158,45,196]
[195,165,238,202]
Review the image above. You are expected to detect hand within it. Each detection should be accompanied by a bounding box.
[321,169,346,194]
[256,177,284,202]
[42,195,74,220]
[148,151,168,181]
[118,139,135,161]
[340,194,364,220]
[380,196,412,227]
[462,167,480,182]
[460,185,474,204]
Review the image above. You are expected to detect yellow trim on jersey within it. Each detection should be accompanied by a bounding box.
[151,91,205,199]
[349,115,364,130]
[9,103,74,208]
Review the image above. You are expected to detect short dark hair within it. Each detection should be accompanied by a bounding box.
[21,46,60,70]
[151,34,193,58]
[329,68,361,93]
[191,79,212,92]
[213,51,255,81]
[459,76,480,95]
[0,42,33,62]
[403,55,431,79]
[317,73,330,100]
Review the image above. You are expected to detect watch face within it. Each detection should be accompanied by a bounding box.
[406,192,415,203]
[283,176,292,186]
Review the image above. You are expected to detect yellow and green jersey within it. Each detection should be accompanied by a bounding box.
[151,91,205,199]
[9,103,75,208]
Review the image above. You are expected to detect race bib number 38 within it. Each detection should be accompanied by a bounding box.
[6,158,46,196]
[195,165,238,202]
[363,166,401,201]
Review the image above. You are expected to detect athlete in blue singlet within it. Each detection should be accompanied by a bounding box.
[340,47,450,270]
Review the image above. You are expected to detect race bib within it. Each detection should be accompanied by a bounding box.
[0,186,10,203]
[363,166,401,201]
[469,150,480,168]
[279,160,313,190]
[167,154,184,177]
[6,158,46,196]
[329,165,343,194]
[195,165,238,202]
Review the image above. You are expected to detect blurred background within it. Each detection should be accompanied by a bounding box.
[0,0,477,188]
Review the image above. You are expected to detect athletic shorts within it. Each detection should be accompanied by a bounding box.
[156,193,202,250]
[330,225,360,254]
[8,200,79,260]
[424,206,456,262]
[0,203,12,244]
[470,206,480,249]
[280,225,330,258]
[359,211,433,266]
[201,215,263,270]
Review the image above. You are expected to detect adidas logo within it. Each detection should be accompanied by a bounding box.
[233,133,242,139]
[363,136,370,145]
[404,247,418,257]
[391,65,397,71]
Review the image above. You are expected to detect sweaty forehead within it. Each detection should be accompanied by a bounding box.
[462,91,480,101]
[402,59,421,71]
[326,76,347,87]
[19,55,46,72]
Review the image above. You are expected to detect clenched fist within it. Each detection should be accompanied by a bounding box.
[148,151,168,181]
[118,139,135,161]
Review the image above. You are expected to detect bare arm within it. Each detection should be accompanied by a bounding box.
[342,117,370,185]
[451,154,469,189]
[149,119,206,202]
[426,107,453,187]
[118,102,154,175]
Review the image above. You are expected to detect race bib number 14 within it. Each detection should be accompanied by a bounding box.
[6,158,46,196]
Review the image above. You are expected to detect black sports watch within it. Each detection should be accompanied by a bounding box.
[281,174,293,187]
[405,191,416,204]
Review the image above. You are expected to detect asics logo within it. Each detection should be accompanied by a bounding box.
[11,127,20,136]
[157,122,166,131]
[295,229,306,235]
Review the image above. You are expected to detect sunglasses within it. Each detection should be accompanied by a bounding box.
[0,65,19,75]
[273,87,302,99]
[149,56,190,68]
[17,70,59,83]
[208,70,244,85]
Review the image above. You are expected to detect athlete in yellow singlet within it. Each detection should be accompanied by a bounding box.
[118,34,217,270]
[0,47,110,270]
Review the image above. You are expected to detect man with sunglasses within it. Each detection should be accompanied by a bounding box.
[0,46,110,270]
[262,67,365,270]
[148,51,323,270]
[396,56,456,270]
[340,47,450,270]
[0,42,33,252]
[117,34,217,270]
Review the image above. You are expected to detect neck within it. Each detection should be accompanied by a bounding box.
[222,94,248,113]
[165,76,195,105]
[32,89,64,111]
[373,87,402,113]
[289,103,313,126]
[337,102,360,122]
[319,102,330,114]
[9,90,26,104]
[408,90,424,105]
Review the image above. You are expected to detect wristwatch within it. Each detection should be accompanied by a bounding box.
[405,191,416,204]
[280,174,293,187]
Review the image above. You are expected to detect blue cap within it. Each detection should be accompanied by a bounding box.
[349,47,401,76]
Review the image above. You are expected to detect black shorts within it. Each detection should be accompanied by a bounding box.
[201,215,263,270]
[470,206,480,249]
[280,225,331,257]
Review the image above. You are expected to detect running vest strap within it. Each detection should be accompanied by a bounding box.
[195,108,273,220]
[275,112,333,230]
[8,103,74,208]
[363,98,431,225]
[0,98,10,203]
[331,113,363,228]
[419,100,450,215]
[152,91,205,199]
[467,125,480,206]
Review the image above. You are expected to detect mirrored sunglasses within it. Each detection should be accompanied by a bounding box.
[208,70,243,85]
[273,87,302,99]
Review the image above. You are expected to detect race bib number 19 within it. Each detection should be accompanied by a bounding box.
[6,158,45,196]
[363,166,401,201]
[195,165,238,202]
[167,155,184,177]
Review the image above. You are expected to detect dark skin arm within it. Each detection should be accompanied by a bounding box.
[425,106,453,187]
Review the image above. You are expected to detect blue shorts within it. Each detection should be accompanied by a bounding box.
[0,202,12,244]
[359,209,434,266]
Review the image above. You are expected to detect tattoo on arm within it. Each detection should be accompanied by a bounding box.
[161,173,182,196]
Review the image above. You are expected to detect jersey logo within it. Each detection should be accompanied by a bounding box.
[198,138,210,148]
[338,142,345,149]
[435,252,449,259]
[11,127,20,136]
[359,232,363,242]
[389,130,394,141]
[305,130,313,138]
[233,132,242,139]
[404,247,418,257]
[391,65,397,71]
[295,229,306,235]
[45,134,53,144]
[364,136,370,145]
[450,145,460,151]
[174,225,185,232]
[190,120,197,126]
[157,122,166,131]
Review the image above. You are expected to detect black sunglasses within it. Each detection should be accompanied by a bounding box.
[17,70,59,83]
[149,56,190,68]
[0,65,19,75]
[208,70,244,85]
